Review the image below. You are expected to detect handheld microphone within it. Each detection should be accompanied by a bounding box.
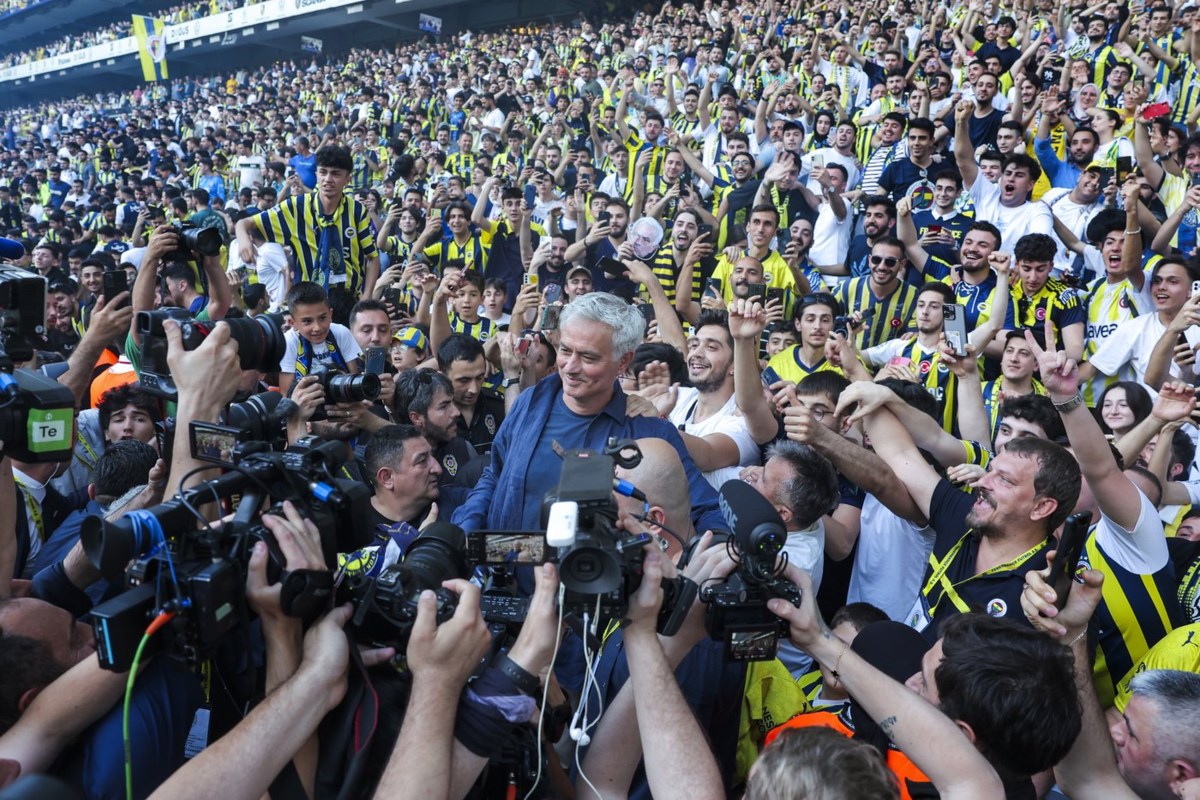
[717,479,787,558]
[0,237,26,262]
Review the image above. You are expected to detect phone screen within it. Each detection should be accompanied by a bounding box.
[467,532,552,566]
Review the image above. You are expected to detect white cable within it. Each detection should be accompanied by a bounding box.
[573,604,604,800]
[522,582,567,800]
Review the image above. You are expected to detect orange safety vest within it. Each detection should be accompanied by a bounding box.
[765,710,936,800]
[89,357,138,408]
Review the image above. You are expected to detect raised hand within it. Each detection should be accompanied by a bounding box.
[1024,328,1079,400]
[728,297,767,341]
[1151,381,1197,423]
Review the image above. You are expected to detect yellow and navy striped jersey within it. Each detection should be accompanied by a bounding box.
[982,379,1046,442]
[381,235,416,261]
[649,241,681,304]
[670,112,703,148]
[251,193,379,296]
[834,277,919,350]
[1082,276,1148,405]
[449,313,496,343]
[1010,277,1085,351]
[938,269,1014,332]
[1083,528,1183,708]
[867,338,961,434]
[767,346,844,386]
[623,131,670,182]
[445,151,478,181]
[422,231,491,273]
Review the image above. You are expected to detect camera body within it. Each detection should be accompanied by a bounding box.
[164,221,223,264]
[0,267,76,462]
[83,436,367,671]
[341,522,469,650]
[699,481,803,661]
[306,363,381,420]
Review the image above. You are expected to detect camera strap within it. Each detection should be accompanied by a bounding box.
[314,638,381,800]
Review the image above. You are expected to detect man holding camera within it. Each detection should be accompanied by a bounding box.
[452,292,726,535]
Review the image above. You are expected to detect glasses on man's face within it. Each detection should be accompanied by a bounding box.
[870,255,899,267]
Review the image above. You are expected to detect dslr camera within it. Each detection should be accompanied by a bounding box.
[137,309,288,401]
[305,363,381,421]
[164,221,224,264]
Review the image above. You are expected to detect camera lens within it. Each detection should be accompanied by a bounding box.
[396,523,467,593]
[225,313,287,373]
[181,225,223,257]
[81,515,151,583]
[323,372,381,404]
[559,546,622,594]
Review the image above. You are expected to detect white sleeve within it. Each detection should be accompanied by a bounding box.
[861,338,906,368]
[1093,489,1169,573]
[280,330,299,374]
[335,325,363,363]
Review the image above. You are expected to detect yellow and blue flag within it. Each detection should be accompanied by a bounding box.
[132,15,169,82]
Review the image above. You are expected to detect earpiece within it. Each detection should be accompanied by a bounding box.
[570,725,591,747]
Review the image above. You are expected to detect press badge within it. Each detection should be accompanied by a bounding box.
[906,595,932,633]
[184,708,210,758]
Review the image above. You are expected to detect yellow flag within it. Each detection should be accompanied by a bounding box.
[132,15,169,82]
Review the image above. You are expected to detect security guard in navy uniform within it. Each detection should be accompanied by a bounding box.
[458,379,508,456]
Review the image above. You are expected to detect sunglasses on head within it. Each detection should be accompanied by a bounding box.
[870,255,899,267]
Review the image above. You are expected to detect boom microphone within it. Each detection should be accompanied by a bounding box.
[0,237,26,263]
[717,479,787,558]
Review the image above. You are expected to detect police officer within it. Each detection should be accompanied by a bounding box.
[436,334,506,455]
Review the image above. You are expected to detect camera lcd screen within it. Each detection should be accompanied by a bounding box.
[726,628,779,662]
[468,532,553,566]
[189,422,244,466]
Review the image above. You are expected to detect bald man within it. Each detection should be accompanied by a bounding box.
[613,437,697,559]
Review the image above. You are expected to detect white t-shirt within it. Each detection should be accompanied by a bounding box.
[280,323,362,375]
[809,201,853,267]
[967,177,1054,248]
[1089,313,1187,387]
[227,241,289,310]
[1041,189,1103,276]
[802,147,863,193]
[847,494,936,621]
[1092,489,1168,574]
[668,387,760,489]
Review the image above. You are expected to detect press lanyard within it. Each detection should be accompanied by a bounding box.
[15,483,45,543]
[922,533,1046,615]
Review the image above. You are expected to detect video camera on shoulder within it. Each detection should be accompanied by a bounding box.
[138,309,288,401]
[0,266,75,463]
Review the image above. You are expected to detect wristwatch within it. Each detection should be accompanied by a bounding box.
[1052,390,1085,413]
[501,376,520,388]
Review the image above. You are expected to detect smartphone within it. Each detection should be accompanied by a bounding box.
[638,302,656,325]
[523,183,537,207]
[746,282,768,303]
[523,272,539,287]
[703,277,722,298]
[597,256,627,277]
[1143,102,1171,120]
[1116,156,1133,183]
[943,303,969,357]
[761,365,782,386]
[363,346,387,376]
[927,224,943,235]
[1097,166,1115,187]
[467,531,553,566]
[430,207,443,220]
[543,282,562,304]
[813,153,824,168]
[517,337,531,357]
[541,303,562,330]
[382,287,404,317]
[103,270,129,308]
[766,287,785,306]
[696,222,714,240]
[596,210,612,226]
[1192,280,1200,297]
[1046,511,1093,609]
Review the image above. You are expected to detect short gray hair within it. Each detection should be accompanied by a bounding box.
[559,292,646,358]
[765,440,839,530]
[1129,669,1200,768]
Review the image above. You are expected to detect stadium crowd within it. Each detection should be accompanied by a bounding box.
[0,0,255,68]
[3,0,1200,796]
